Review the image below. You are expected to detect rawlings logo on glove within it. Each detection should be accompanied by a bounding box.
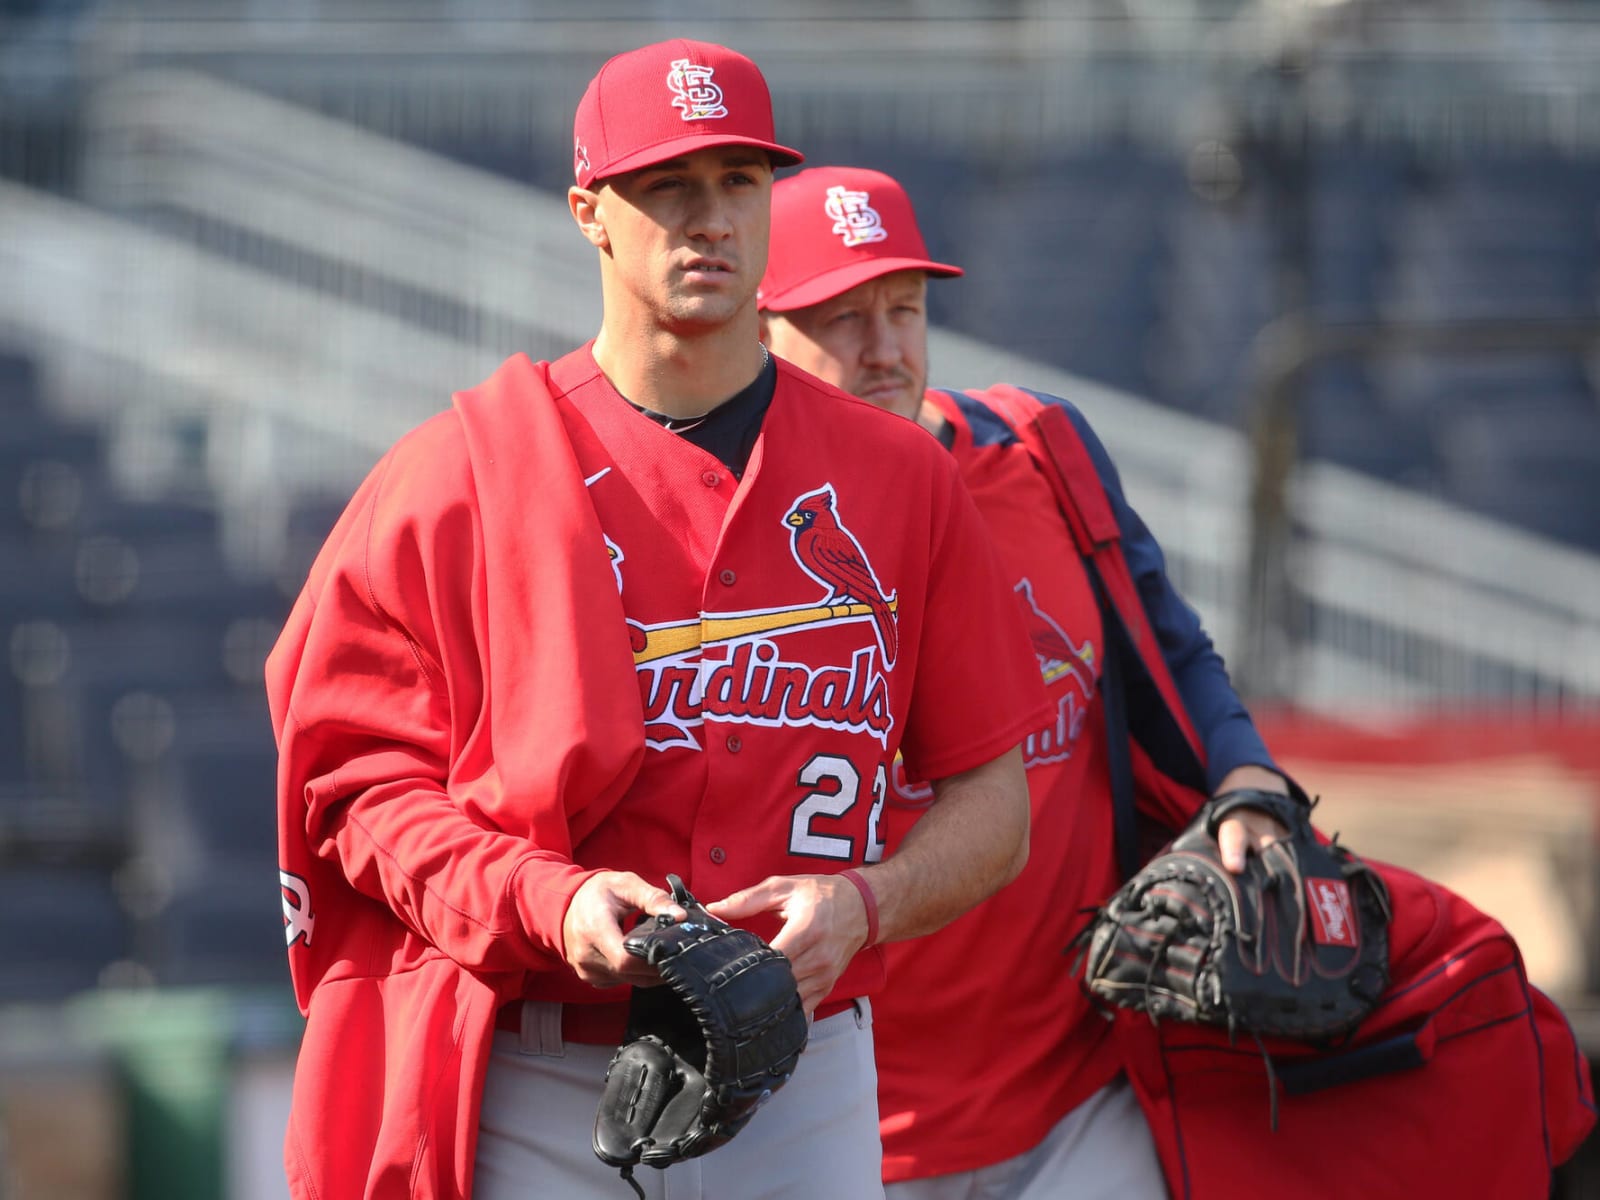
[593,875,809,1195]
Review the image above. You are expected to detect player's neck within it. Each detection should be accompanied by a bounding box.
[593,318,767,420]
[915,397,952,448]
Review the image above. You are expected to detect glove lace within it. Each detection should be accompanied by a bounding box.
[1250,1031,1282,1132]
[1263,838,1309,984]
[1143,926,1181,1022]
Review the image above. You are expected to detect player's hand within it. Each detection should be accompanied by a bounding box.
[561,871,685,989]
[706,874,863,1017]
[1212,764,1293,873]
[1216,808,1289,874]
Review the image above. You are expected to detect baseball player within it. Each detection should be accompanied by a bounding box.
[760,165,1295,1198]
[266,46,1050,1200]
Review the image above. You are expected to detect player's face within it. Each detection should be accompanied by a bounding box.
[577,147,773,334]
[762,271,928,419]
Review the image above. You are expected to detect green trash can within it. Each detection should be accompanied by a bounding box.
[69,987,302,1200]
[71,989,228,1200]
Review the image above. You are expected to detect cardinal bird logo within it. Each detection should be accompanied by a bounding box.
[1013,577,1097,767]
[784,485,899,666]
[605,534,650,653]
[1014,578,1095,695]
[603,534,625,593]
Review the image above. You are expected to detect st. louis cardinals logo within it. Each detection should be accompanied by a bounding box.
[604,534,654,655]
[280,869,314,949]
[784,485,898,666]
[1016,578,1097,766]
[824,184,889,247]
[666,58,727,121]
[574,135,591,181]
[885,579,1099,804]
[1016,578,1095,692]
[607,485,898,752]
[603,533,625,592]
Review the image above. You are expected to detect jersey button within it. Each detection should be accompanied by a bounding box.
[725,734,742,753]
[718,569,736,586]
[709,846,727,865]
[701,470,720,488]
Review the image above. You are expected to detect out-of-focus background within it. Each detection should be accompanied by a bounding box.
[2,0,1598,1195]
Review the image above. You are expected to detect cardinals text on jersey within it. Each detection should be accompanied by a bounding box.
[888,575,1097,805]
[612,483,900,753]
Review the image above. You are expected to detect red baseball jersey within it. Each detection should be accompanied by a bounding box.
[547,348,1049,1005]
[266,349,1048,1198]
[874,399,1125,1181]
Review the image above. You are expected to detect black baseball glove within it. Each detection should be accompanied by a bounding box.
[593,875,809,1195]
[1079,789,1391,1043]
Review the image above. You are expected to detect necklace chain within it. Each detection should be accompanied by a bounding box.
[660,413,710,433]
[655,344,769,433]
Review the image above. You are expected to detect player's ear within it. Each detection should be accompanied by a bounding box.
[569,185,609,251]
[757,311,772,347]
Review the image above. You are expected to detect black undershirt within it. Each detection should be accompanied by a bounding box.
[627,354,777,479]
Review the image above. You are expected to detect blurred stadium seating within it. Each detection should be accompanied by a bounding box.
[0,864,130,1003]
[0,337,292,1000]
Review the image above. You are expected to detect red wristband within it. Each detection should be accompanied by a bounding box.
[839,868,879,948]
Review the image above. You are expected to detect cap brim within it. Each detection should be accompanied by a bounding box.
[592,135,804,185]
[760,257,964,312]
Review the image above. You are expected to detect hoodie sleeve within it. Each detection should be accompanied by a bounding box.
[266,412,624,976]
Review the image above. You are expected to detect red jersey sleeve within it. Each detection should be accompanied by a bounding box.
[897,455,1052,782]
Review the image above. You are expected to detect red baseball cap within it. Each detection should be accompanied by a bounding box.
[759,167,964,312]
[573,39,804,188]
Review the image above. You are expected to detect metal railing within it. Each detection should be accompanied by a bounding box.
[5,69,1598,713]
[1239,315,1600,705]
